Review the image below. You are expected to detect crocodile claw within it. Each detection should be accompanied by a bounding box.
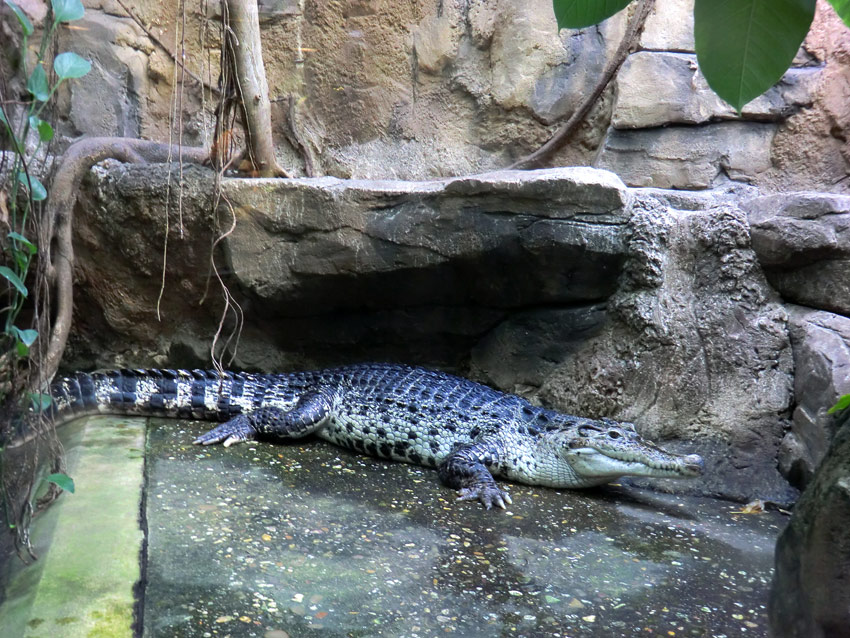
[457,485,512,510]
[193,415,258,447]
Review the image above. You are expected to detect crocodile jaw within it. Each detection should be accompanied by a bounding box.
[565,447,704,481]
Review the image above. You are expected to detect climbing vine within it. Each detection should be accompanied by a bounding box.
[0,0,92,557]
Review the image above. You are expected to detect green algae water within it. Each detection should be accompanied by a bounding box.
[0,416,145,638]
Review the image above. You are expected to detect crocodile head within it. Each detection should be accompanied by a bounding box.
[559,418,704,485]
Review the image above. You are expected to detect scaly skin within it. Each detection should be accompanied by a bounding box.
[50,363,704,509]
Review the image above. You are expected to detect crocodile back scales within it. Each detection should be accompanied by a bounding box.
[50,363,569,468]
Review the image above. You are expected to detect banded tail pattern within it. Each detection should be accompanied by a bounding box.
[48,368,313,425]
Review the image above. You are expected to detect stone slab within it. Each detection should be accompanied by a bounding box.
[598,122,777,189]
[218,167,630,313]
[745,193,850,316]
[640,0,695,51]
[778,307,850,486]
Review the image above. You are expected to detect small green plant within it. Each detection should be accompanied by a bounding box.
[828,394,850,415]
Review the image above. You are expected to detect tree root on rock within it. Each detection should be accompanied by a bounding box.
[41,137,208,382]
[508,0,655,170]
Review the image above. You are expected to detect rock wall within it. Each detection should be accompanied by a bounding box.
[66,162,850,504]
[1,0,848,191]
[770,408,850,638]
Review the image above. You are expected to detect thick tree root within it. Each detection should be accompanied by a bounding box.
[42,137,208,382]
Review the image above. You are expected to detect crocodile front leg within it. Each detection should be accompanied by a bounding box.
[438,441,512,510]
[194,391,331,447]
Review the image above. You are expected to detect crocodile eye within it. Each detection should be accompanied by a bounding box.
[608,430,621,439]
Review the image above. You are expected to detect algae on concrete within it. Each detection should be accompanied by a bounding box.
[0,416,145,638]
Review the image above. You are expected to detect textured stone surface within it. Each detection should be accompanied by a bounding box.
[770,408,850,638]
[778,308,850,487]
[640,0,694,51]
[745,192,850,316]
[4,0,847,190]
[598,122,777,189]
[526,195,795,502]
[613,52,817,129]
[760,3,850,192]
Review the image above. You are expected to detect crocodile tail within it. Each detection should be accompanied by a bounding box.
[48,368,270,424]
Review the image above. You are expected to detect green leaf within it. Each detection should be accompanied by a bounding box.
[51,0,84,23]
[694,0,816,112]
[4,0,34,36]
[7,232,38,254]
[28,392,52,411]
[552,0,634,29]
[29,116,54,142]
[14,328,37,346]
[53,51,91,80]
[10,326,37,346]
[16,171,47,201]
[46,473,75,494]
[829,0,850,28]
[27,65,49,102]
[828,394,850,414]
[0,266,27,296]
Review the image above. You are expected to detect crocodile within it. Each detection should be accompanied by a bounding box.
[49,362,704,509]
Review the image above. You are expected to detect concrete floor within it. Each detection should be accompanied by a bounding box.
[0,416,786,637]
[145,419,784,638]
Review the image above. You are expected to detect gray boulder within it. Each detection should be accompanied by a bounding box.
[745,193,850,317]
[779,308,850,487]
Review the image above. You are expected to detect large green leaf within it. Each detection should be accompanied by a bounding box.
[829,0,850,27]
[27,65,49,102]
[4,0,34,36]
[51,0,84,23]
[53,51,91,80]
[694,0,815,112]
[552,0,634,29]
